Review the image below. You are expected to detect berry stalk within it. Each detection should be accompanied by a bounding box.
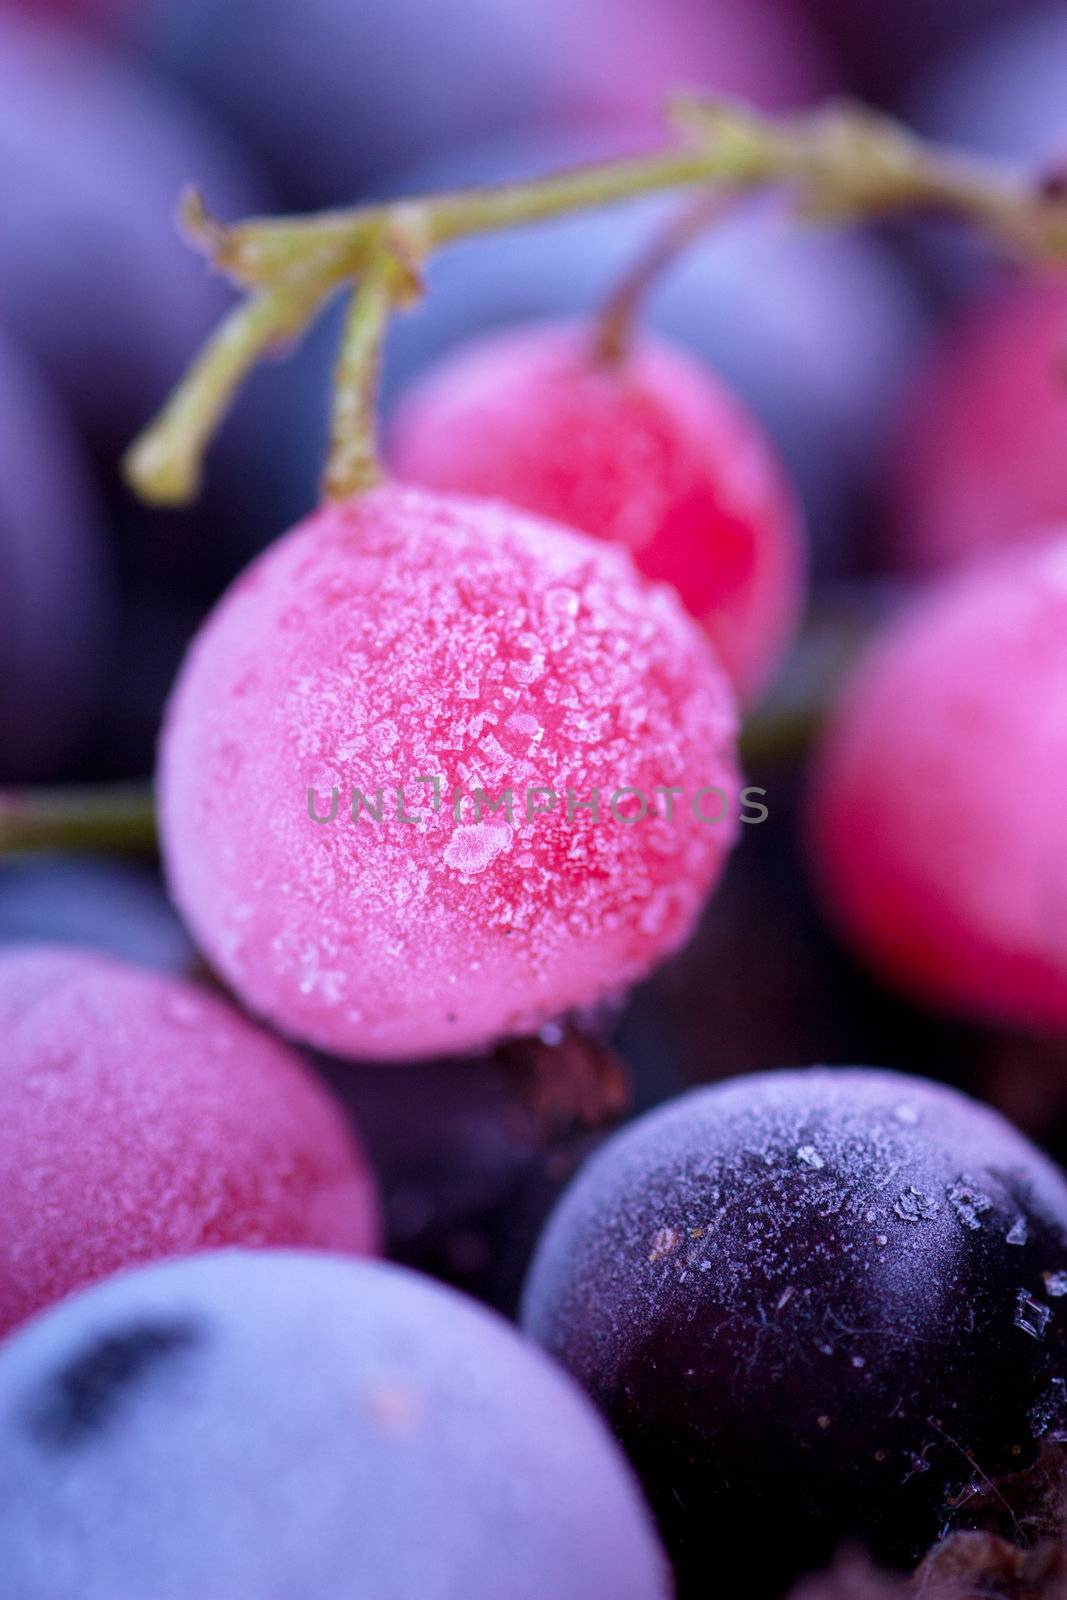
[122,97,1067,510]
[593,192,730,366]
[0,784,158,854]
[323,241,418,500]
[126,281,335,503]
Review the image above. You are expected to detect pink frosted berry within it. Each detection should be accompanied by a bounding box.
[159,485,740,1061]
[886,279,1067,575]
[389,321,806,703]
[0,944,379,1338]
[807,536,1067,1036]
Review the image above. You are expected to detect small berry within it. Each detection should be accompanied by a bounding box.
[886,281,1067,575]
[390,321,806,702]
[522,1067,1067,1595]
[807,536,1067,1035]
[0,1249,671,1599]
[0,945,378,1337]
[325,1025,629,1315]
[371,134,920,560]
[159,485,739,1061]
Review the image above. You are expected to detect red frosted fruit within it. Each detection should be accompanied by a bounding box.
[390,323,805,704]
[159,485,740,1062]
[807,536,1067,1036]
[0,945,379,1338]
[887,279,1067,575]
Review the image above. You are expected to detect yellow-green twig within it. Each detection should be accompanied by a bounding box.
[125,97,1067,508]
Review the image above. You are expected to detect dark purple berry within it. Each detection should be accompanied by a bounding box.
[522,1067,1067,1596]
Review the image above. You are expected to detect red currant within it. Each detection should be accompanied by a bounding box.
[159,485,740,1060]
[391,322,806,703]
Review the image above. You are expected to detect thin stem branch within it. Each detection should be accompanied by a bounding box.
[123,277,339,505]
[124,96,1067,509]
[0,785,157,855]
[594,191,730,366]
[322,249,401,500]
[191,151,726,291]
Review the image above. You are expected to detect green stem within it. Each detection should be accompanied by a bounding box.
[0,785,157,855]
[124,279,339,505]
[192,151,725,291]
[424,149,725,247]
[322,249,400,500]
[126,97,1067,506]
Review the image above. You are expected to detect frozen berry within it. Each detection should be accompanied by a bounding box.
[0,945,378,1338]
[390,321,806,702]
[0,1249,671,1599]
[807,537,1067,1035]
[159,485,740,1061]
[522,1067,1067,1596]
[292,129,920,569]
[886,281,1067,575]
[324,1026,629,1315]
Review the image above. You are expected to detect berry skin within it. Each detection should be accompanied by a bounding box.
[390,321,806,703]
[159,485,740,1062]
[324,1026,629,1316]
[886,281,1067,575]
[522,1067,1067,1596]
[0,1249,671,1600]
[0,945,378,1338]
[807,537,1067,1036]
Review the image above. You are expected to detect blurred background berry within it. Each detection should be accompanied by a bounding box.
[5,0,1067,1359]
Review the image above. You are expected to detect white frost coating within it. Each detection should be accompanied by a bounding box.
[443,821,512,875]
[524,1067,1067,1430]
[0,1251,671,1600]
[159,486,739,1060]
[0,945,378,1339]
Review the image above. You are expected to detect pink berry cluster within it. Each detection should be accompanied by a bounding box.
[8,4,1067,1590]
[158,323,803,1062]
[0,307,807,1600]
[2,309,805,1324]
[808,535,1067,1036]
[804,264,1067,1036]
